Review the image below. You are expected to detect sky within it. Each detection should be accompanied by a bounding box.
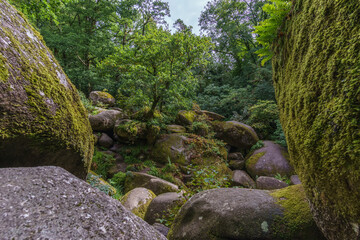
[165,0,209,35]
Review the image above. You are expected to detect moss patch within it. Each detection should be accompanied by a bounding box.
[245,152,265,170]
[0,52,8,82]
[272,0,360,238]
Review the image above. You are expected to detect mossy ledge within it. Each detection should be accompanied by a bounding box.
[272,0,360,239]
[0,0,94,179]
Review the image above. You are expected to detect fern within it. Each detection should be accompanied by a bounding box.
[254,0,292,65]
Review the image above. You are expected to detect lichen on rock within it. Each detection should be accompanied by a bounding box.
[0,0,93,179]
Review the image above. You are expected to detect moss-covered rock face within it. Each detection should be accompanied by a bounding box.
[89,91,115,107]
[121,187,156,219]
[0,0,93,179]
[272,1,360,239]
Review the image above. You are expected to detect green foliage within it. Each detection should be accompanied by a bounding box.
[78,90,96,114]
[101,25,212,118]
[87,172,114,195]
[91,149,115,179]
[250,140,265,151]
[254,0,292,65]
[274,173,291,185]
[246,100,280,139]
[185,164,230,198]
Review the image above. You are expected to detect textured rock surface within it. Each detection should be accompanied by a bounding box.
[290,175,301,185]
[151,134,189,165]
[98,133,114,148]
[272,1,360,238]
[175,110,196,126]
[89,91,115,106]
[245,141,294,178]
[256,176,288,190]
[168,186,325,240]
[144,192,185,225]
[0,166,166,239]
[0,0,93,179]
[124,172,179,195]
[212,121,259,150]
[231,170,256,188]
[121,187,156,219]
[89,109,126,132]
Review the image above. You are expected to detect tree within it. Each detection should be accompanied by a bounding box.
[101,25,212,118]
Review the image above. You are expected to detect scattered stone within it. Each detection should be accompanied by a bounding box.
[256,176,289,190]
[98,133,114,148]
[212,121,259,150]
[0,1,93,179]
[0,166,166,239]
[168,186,325,240]
[291,175,301,185]
[176,110,197,126]
[167,125,186,133]
[89,91,116,106]
[144,192,185,225]
[121,188,156,219]
[89,110,126,132]
[231,170,256,188]
[124,172,179,195]
[245,141,294,178]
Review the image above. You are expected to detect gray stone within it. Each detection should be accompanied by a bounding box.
[98,133,114,148]
[152,223,170,237]
[144,192,185,225]
[256,176,289,190]
[125,172,179,195]
[245,141,294,178]
[168,186,325,240]
[89,110,126,132]
[228,160,245,170]
[0,166,166,240]
[291,175,301,185]
[231,170,256,188]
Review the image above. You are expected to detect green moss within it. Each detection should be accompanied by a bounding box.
[272,0,360,237]
[0,52,9,82]
[270,185,316,239]
[245,152,265,170]
[96,91,115,99]
[0,0,93,177]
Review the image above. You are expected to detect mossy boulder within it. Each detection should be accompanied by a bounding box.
[124,172,179,195]
[198,110,225,121]
[175,110,197,126]
[245,141,294,178]
[212,121,259,150]
[121,187,156,219]
[272,1,360,238]
[0,0,93,179]
[151,134,189,165]
[168,185,325,240]
[114,119,147,144]
[144,192,185,225]
[167,125,186,134]
[89,91,115,107]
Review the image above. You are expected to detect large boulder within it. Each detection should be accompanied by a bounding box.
[272,2,360,238]
[0,0,93,179]
[245,141,294,178]
[151,134,189,165]
[168,185,325,240]
[0,166,166,239]
[89,109,126,132]
[124,172,179,195]
[212,121,259,150]
[144,192,185,225]
[89,91,116,107]
[175,110,197,126]
[121,187,156,219]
